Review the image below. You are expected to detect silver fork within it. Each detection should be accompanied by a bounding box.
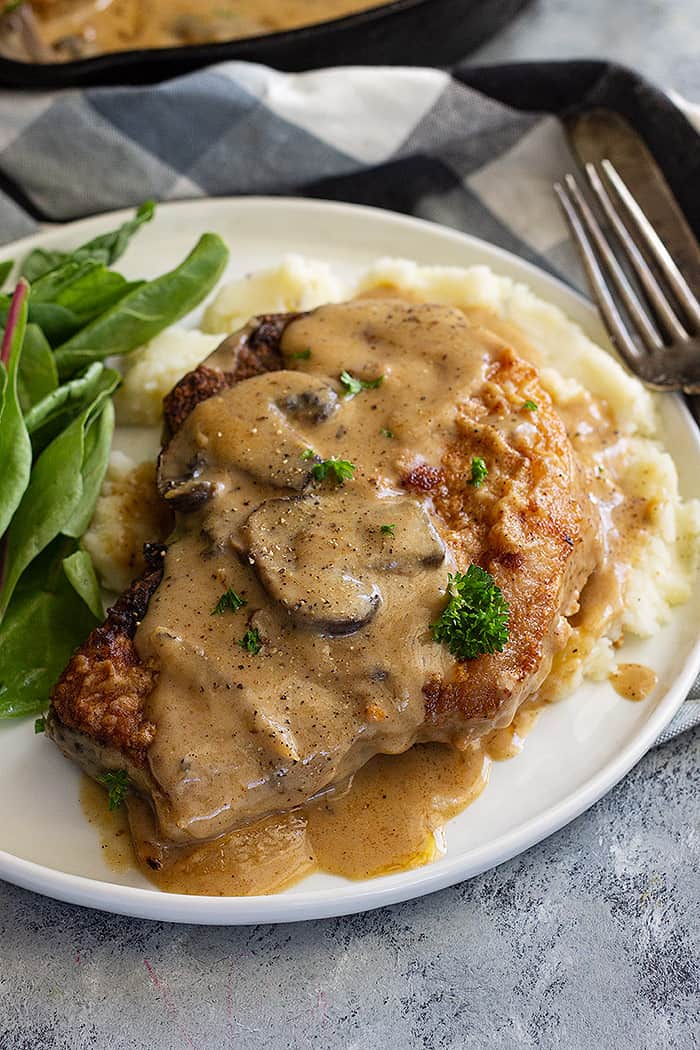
[554,159,700,392]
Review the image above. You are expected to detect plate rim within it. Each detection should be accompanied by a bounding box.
[1,195,699,924]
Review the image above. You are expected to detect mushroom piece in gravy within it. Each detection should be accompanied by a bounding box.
[244,491,445,635]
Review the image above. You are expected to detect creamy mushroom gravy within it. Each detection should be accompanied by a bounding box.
[136,301,495,846]
[83,703,541,895]
[108,296,654,895]
[21,0,385,61]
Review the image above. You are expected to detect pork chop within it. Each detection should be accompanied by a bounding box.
[48,299,601,845]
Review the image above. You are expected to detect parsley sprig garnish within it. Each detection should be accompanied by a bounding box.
[311,457,356,485]
[34,716,46,734]
[522,399,538,412]
[211,588,247,616]
[339,370,384,398]
[430,566,509,660]
[239,627,262,655]
[380,428,394,439]
[469,457,488,489]
[99,769,129,811]
[380,524,396,536]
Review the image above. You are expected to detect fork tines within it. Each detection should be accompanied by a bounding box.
[555,160,700,392]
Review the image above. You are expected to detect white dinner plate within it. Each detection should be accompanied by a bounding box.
[1,197,699,925]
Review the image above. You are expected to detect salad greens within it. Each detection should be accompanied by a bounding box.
[0,203,230,718]
[0,282,32,540]
[20,201,155,282]
[53,232,228,376]
[17,324,58,411]
[62,549,104,620]
[0,539,100,719]
[0,373,117,620]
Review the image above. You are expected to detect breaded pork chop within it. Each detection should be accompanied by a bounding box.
[48,300,601,843]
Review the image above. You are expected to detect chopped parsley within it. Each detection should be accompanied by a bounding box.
[311,457,356,485]
[291,348,311,360]
[380,428,394,439]
[339,370,384,398]
[380,524,396,536]
[300,448,315,461]
[34,716,46,734]
[430,566,509,660]
[522,399,538,412]
[239,627,262,655]
[211,587,247,616]
[99,769,129,811]
[469,456,488,489]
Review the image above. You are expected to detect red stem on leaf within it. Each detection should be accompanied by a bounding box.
[1,278,29,367]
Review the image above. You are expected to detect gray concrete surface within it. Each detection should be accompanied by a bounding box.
[2,3,700,1047]
[1,730,698,1049]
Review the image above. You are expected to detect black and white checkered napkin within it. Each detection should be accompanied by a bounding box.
[0,59,697,742]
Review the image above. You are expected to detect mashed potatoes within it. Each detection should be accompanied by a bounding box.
[82,453,171,593]
[114,328,224,426]
[87,255,700,693]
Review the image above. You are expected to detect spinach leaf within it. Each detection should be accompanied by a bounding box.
[20,201,156,283]
[27,301,84,346]
[23,362,117,454]
[21,248,69,283]
[55,270,144,323]
[17,324,58,411]
[62,396,115,538]
[0,281,32,540]
[75,200,155,267]
[32,257,143,323]
[53,233,229,377]
[30,258,105,304]
[0,298,84,347]
[0,538,99,718]
[0,260,13,287]
[62,547,103,618]
[0,373,115,620]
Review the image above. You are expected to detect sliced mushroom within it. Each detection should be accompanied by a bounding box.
[369,500,445,574]
[158,372,339,506]
[157,451,213,512]
[244,495,381,636]
[277,385,338,424]
[243,490,445,635]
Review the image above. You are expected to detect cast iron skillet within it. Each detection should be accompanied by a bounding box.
[0,0,530,88]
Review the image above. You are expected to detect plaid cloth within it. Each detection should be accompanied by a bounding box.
[0,59,697,743]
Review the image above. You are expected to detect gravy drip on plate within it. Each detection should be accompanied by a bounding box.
[609,663,658,702]
[84,705,542,895]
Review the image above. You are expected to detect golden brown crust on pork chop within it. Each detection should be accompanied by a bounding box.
[420,347,593,728]
[49,546,166,764]
[162,313,290,437]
